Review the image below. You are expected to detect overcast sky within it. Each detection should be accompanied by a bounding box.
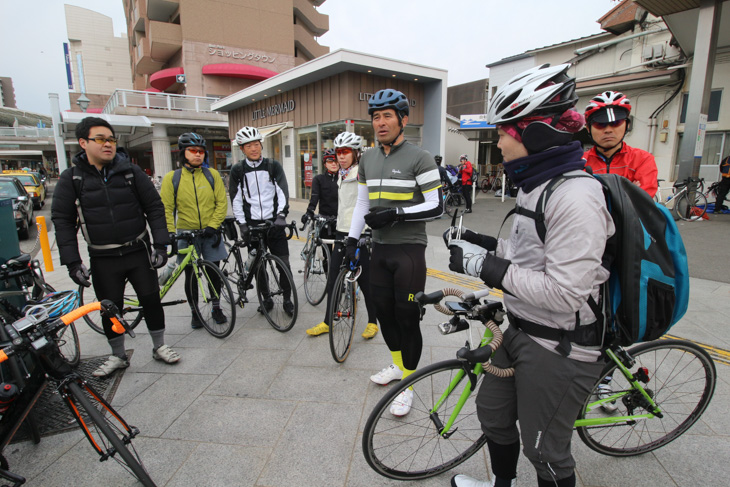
[0,0,617,115]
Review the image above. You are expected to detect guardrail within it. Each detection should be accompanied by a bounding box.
[102,89,221,114]
[0,127,55,137]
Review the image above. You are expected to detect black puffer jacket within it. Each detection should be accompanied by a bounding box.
[52,148,170,265]
[306,171,338,217]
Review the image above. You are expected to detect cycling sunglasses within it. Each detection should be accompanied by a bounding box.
[185,148,206,155]
[86,136,118,145]
[591,120,626,130]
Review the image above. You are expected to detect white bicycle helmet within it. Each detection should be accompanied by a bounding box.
[235,126,263,146]
[334,132,363,151]
[486,63,578,125]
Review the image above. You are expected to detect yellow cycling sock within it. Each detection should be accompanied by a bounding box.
[402,368,415,390]
[390,351,404,371]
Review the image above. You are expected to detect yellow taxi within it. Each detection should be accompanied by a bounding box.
[2,170,45,210]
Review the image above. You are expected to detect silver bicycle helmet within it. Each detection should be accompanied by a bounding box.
[235,126,263,146]
[334,132,363,151]
[486,63,578,125]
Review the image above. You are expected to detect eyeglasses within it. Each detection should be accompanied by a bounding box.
[324,158,338,163]
[185,148,205,155]
[591,120,625,130]
[86,136,117,145]
[335,148,353,155]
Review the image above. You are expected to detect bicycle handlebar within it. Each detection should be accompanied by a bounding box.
[0,299,133,364]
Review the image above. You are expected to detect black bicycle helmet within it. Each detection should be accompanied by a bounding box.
[368,89,410,117]
[178,132,206,150]
[323,148,336,162]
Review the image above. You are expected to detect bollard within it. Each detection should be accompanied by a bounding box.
[36,216,54,272]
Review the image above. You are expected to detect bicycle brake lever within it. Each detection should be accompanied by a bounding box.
[100,299,136,338]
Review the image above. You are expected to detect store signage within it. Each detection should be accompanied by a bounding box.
[252,100,296,121]
[208,45,276,64]
[460,114,494,129]
[63,43,73,90]
[359,92,417,107]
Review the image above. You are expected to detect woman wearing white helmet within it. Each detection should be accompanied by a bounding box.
[447,64,615,487]
[306,132,378,340]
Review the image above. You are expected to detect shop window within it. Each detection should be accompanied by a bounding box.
[297,126,317,199]
[320,121,346,154]
[680,89,722,123]
[354,121,375,149]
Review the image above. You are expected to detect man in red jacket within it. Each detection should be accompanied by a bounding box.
[459,154,474,213]
[583,91,658,198]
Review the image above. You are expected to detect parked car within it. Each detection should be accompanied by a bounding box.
[0,176,34,240]
[2,171,45,210]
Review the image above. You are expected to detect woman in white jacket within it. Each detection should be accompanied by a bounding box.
[306,132,378,339]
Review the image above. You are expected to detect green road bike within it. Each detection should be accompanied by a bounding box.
[79,231,236,338]
[362,287,716,480]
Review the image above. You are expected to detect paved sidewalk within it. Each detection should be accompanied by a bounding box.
[4,198,729,487]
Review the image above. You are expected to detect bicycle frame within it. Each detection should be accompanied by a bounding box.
[422,297,664,439]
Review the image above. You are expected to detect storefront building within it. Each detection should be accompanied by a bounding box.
[212,49,447,199]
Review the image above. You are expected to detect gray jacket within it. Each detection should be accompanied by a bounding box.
[498,170,615,362]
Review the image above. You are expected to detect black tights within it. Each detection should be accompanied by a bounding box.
[369,243,426,370]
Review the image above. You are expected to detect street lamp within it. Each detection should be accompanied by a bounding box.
[76,94,91,113]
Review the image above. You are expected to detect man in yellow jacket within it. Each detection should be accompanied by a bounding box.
[160,133,228,329]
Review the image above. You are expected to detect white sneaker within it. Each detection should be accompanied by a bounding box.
[92,355,129,378]
[153,344,181,364]
[370,364,403,385]
[451,474,515,487]
[389,388,413,416]
[597,383,618,412]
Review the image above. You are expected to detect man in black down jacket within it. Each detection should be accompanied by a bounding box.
[52,117,179,377]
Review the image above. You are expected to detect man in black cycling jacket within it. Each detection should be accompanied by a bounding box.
[52,117,179,378]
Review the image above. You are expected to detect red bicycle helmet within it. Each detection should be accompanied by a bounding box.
[585,91,632,122]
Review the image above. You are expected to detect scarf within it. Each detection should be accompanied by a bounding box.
[503,141,586,193]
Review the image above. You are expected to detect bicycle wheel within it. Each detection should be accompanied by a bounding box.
[255,254,298,332]
[328,269,357,363]
[79,281,143,334]
[577,340,716,457]
[480,178,490,193]
[362,360,487,480]
[675,190,708,221]
[219,242,249,307]
[54,323,80,367]
[65,381,156,486]
[303,241,331,306]
[445,194,465,217]
[188,260,236,338]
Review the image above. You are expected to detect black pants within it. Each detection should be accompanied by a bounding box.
[462,183,473,210]
[369,243,427,370]
[251,221,292,300]
[324,232,377,326]
[90,248,164,339]
[715,177,730,210]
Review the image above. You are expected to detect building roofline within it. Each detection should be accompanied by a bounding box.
[486,32,612,68]
[212,48,448,112]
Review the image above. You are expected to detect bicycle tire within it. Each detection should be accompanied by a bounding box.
[54,323,80,367]
[577,340,716,457]
[445,194,465,217]
[328,268,357,363]
[480,178,490,194]
[362,359,487,480]
[79,281,143,334]
[65,381,156,486]
[675,190,708,221]
[303,242,330,306]
[256,254,298,332]
[188,261,236,338]
[219,241,251,307]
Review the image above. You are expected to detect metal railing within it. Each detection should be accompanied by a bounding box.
[102,89,221,114]
[0,127,55,138]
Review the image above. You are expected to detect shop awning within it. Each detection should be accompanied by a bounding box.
[258,122,291,139]
[150,67,184,91]
[202,63,277,81]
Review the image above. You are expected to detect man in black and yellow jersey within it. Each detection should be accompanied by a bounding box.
[347,89,443,416]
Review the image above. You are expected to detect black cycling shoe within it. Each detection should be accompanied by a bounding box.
[257,298,274,313]
[212,308,227,324]
[283,300,294,317]
[191,315,204,329]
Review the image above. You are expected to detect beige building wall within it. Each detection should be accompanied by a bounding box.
[65,5,133,100]
[126,0,327,97]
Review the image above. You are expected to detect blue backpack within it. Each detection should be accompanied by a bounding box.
[519,173,689,347]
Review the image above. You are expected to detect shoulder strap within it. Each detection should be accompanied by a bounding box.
[172,168,182,210]
[201,166,215,191]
